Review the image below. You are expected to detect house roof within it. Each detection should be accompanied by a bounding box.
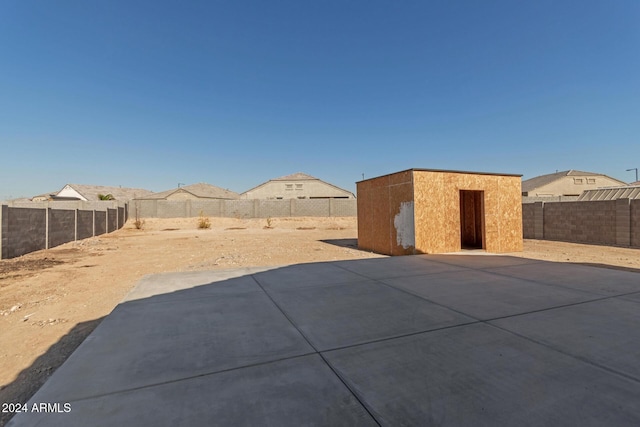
[140,183,240,200]
[57,184,153,201]
[242,172,355,197]
[577,184,640,201]
[31,192,56,200]
[271,172,318,181]
[521,170,625,193]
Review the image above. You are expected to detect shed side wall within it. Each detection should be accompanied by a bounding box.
[357,171,414,255]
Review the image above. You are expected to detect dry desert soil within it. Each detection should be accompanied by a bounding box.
[1,216,640,425]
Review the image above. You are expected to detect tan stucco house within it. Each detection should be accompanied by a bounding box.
[139,183,240,200]
[241,173,355,200]
[522,170,626,198]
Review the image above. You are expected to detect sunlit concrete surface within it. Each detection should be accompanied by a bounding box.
[9,255,640,426]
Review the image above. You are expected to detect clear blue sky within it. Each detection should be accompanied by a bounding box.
[1,1,639,200]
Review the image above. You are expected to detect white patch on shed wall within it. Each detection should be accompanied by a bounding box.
[394,201,415,249]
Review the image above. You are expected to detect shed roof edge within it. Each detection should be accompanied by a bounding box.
[356,168,522,183]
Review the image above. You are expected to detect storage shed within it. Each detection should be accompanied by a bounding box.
[357,169,523,255]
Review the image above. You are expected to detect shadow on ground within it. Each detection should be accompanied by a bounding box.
[0,318,104,427]
[574,262,640,274]
[319,238,359,249]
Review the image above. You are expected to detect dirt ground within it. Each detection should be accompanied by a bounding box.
[1,216,639,425]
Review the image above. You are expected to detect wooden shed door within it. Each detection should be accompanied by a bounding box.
[460,190,485,249]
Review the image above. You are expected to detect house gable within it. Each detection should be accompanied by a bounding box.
[57,185,89,201]
[241,172,355,200]
[522,170,627,197]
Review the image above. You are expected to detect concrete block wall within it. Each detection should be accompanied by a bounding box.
[615,199,631,247]
[118,207,126,228]
[132,198,358,219]
[522,204,535,239]
[155,201,187,218]
[133,200,158,218]
[541,203,573,242]
[222,200,254,218]
[191,200,223,217]
[522,196,580,204]
[107,208,118,232]
[632,199,640,247]
[522,202,544,239]
[1,206,47,259]
[77,210,95,240]
[330,199,357,217]
[543,201,617,245]
[522,199,638,248]
[95,211,106,235]
[578,200,617,244]
[48,209,76,248]
[257,200,292,218]
[1,203,128,259]
[294,199,331,217]
[6,200,122,211]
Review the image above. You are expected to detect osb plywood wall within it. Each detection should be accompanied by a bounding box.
[357,170,523,255]
[413,171,522,253]
[357,170,414,255]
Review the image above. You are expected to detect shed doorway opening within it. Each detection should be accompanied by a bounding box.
[460,190,485,249]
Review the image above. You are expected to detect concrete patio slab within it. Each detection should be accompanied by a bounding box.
[491,298,640,381]
[382,269,601,319]
[28,284,314,402]
[487,262,640,295]
[123,267,277,301]
[622,291,640,303]
[252,262,367,291]
[423,254,543,269]
[11,355,377,427]
[264,279,474,350]
[324,323,640,426]
[9,255,640,426]
[333,255,468,279]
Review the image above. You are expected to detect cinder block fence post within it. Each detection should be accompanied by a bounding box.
[45,207,50,249]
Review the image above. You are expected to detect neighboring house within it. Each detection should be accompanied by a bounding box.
[522,170,626,198]
[6,197,34,203]
[31,192,55,201]
[241,172,355,200]
[53,184,153,201]
[138,183,240,200]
